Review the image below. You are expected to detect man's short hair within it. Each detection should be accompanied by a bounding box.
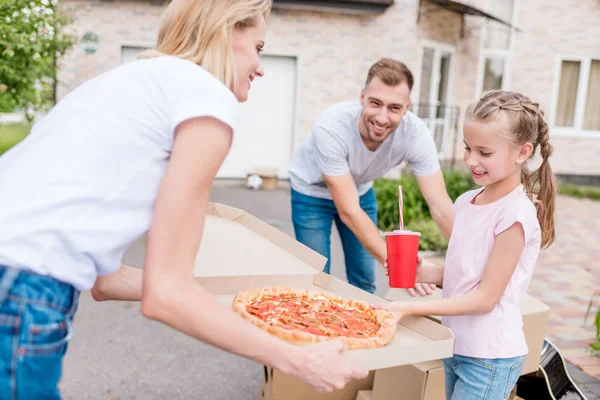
[366,58,414,91]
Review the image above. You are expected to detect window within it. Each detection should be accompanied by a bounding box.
[477,0,515,95]
[482,58,505,93]
[416,41,456,156]
[553,57,600,133]
[120,45,152,64]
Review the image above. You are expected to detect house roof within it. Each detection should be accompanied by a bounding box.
[272,0,394,15]
[422,0,520,32]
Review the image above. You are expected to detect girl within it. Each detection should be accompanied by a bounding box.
[380,90,557,400]
[0,0,366,397]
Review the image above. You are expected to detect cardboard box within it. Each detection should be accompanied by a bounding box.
[356,390,372,400]
[371,360,520,400]
[189,203,454,398]
[384,288,550,375]
[372,360,444,400]
[262,367,375,400]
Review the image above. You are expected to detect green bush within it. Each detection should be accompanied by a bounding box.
[405,219,448,251]
[374,169,477,251]
[559,183,600,201]
[585,292,600,352]
[374,169,477,231]
[0,123,30,155]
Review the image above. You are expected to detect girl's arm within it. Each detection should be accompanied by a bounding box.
[417,258,444,287]
[382,223,525,320]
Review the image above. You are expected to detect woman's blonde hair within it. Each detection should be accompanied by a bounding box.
[465,90,557,249]
[138,0,271,89]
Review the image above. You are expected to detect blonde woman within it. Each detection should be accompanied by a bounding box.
[0,0,367,397]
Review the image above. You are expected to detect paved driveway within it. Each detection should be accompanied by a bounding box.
[60,182,600,399]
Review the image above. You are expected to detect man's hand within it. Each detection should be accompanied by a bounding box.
[383,256,437,297]
[408,283,437,297]
[323,172,387,264]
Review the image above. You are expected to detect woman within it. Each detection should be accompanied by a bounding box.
[0,0,367,398]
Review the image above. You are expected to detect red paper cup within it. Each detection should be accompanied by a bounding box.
[385,230,421,288]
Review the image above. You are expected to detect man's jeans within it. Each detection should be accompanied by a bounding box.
[0,266,79,399]
[291,188,378,293]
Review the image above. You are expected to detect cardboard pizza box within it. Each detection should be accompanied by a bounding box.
[356,390,373,400]
[371,359,444,400]
[261,367,375,400]
[384,288,550,375]
[189,203,455,372]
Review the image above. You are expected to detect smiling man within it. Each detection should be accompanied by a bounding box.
[288,58,454,295]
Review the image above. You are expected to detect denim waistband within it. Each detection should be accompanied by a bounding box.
[0,266,79,315]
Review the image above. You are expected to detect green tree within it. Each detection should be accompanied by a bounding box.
[0,0,74,121]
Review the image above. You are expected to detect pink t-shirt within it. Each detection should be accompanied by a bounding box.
[442,184,541,358]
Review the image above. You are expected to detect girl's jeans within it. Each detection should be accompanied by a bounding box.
[0,265,79,400]
[444,354,526,400]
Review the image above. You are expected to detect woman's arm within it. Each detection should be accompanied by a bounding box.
[381,223,525,319]
[134,116,366,392]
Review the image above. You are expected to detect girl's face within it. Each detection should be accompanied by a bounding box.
[231,15,266,102]
[462,118,531,187]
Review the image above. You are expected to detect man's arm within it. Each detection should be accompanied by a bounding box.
[323,172,387,264]
[91,264,143,301]
[416,170,453,241]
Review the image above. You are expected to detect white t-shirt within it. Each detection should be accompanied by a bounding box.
[288,101,440,200]
[0,56,238,290]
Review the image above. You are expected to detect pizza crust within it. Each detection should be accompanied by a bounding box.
[232,286,397,350]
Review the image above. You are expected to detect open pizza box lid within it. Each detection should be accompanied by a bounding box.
[145,203,455,371]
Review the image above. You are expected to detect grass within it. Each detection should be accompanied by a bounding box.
[559,183,600,201]
[0,123,30,155]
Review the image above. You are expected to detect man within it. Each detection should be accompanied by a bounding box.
[288,58,454,295]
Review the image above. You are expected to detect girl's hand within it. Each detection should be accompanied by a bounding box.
[383,256,423,278]
[372,301,412,323]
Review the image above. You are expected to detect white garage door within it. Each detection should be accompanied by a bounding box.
[217,55,297,178]
[120,47,297,179]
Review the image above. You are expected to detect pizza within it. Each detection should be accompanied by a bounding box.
[232,286,397,350]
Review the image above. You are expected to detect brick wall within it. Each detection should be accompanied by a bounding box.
[57,0,600,176]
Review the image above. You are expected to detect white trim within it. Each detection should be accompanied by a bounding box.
[117,42,155,65]
[414,40,457,159]
[420,39,456,54]
[414,46,425,104]
[574,58,591,129]
[549,56,563,127]
[475,35,485,97]
[482,48,511,58]
[551,128,600,139]
[476,0,518,96]
[504,0,519,90]
[416,40,456,104]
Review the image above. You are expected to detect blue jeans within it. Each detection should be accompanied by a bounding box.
[0,266,79,400]
[291,188,378,293]
[443,354,526,400]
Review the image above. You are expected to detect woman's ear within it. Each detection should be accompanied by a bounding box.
[516,142,534,164]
